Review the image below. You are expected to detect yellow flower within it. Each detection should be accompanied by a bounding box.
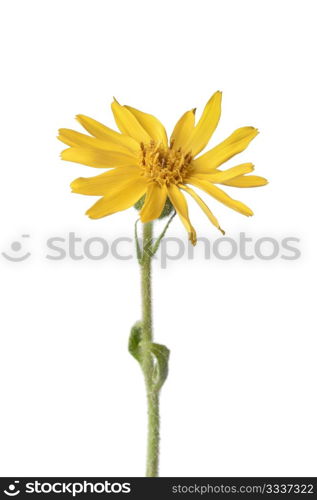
[58,92,268,244]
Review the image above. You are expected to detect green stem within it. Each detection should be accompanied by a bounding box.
[140,221,160,477]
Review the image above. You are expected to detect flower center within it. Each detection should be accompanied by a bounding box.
[139,141,193,186]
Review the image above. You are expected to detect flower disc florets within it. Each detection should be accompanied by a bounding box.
[139,140,193,187]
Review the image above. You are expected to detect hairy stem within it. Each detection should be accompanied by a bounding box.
[140,221,160,477]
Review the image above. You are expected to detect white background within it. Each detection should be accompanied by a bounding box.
[0,0,316,477]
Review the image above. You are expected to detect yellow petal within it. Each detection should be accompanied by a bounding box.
[71,166,140,195]
[76,114,139,152]
[192,163,254,183]
[125,105,168,147]
[61,147,137,168]
[184,91,222,156]
[193,127,259,173]
[187,176,253,216]
[167,184,197,245]
[58,128,133,155]
[140,183,167,222]
[221,175,269,188]
[180,184,225,235]
[86,177,147,219]
[111,99,151,144]
[170,109,196,150]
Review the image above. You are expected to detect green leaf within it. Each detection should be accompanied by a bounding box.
[150,211,176,257]
[128,321,143,362]
[134,219,142,264]
[129,322,170,391]
[150,343,170,391]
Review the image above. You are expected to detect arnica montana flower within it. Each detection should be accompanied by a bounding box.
[58,92,267,244]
